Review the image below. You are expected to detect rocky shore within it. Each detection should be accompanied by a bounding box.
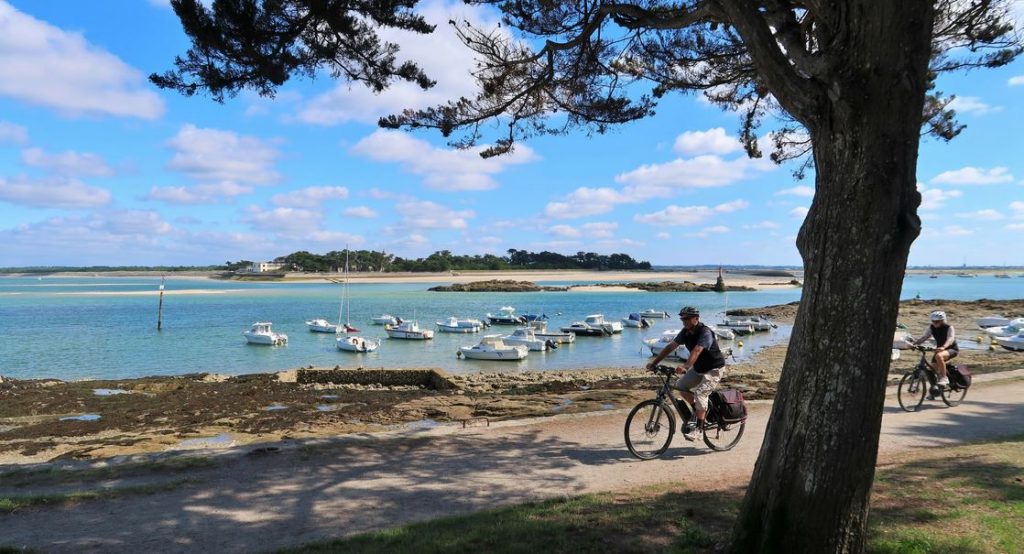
[427,279,568,292]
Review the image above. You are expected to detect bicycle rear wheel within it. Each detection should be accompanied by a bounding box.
[624,399,675,460]
[897,372,925,412]
[941,384,968,407]
[703,418,745,451]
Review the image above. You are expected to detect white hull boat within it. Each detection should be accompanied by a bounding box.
[337,335,379,352]
[386,321,434,340]
[981,318,1024,337]
[643,330,690,360]
[458,335,529,360]
[639,309,670,319]
[306,318,340,333]
[723,315,776,331]
[436,317,484,333]
[502,327,553,351]
[561,321,609,336]
[719,323,755,336]
[371,314,399,326]
[708,325,736,341]
[995,331,1024,351]
[977,315,1011,329]
[584,314,623,334]
[622,313,653,328]
[486,306,523,325]
[243,322,288,345]
[535,330,576,344]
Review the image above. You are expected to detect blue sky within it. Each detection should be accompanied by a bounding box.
[1,0,1022,268]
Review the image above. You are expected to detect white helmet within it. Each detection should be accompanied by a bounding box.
[930,310,947,322]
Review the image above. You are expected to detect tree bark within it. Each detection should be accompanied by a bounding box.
[729,2,934,552]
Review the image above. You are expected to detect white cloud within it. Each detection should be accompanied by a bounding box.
[544,187,632,219]
[0,121,28,145]
[0,1,163,119]
[775,185,815,197]
[634,200,749,226]
[948,96,1001,115]
[1010,201,1024,219]
[305,230,365,246]
[655,232,671,240]
[145,182,253,205]
[241,206,324,236]
[343,206,378,218]
[1009,75,1024,86]
[673,128,740,156]
[21,147,114,177]
[87,209,174,235]
[395,199,474,229]
[1007,223,1024,231]
[166,125,281,186]
[931,166,1014,186]
[271,186,349,209]
[582,222,618,238]
[922,224,972,237]
[0,175,111,208]
[743,221,780,230]
[917,183,962,211]
[614,154,772,191]
[705,225,730,233]
[955,209,1004,221]
[789,206,809,218]
[297,0,503,125]
[548,224,581,238]
[350,130,536,191]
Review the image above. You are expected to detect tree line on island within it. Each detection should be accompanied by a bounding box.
[255,249,652,273]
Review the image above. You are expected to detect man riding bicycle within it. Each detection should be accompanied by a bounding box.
[912,310,959,388]
[646,306,726,441]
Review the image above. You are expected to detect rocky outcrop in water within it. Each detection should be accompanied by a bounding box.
[583,281,755,292]
[428,280,568,292]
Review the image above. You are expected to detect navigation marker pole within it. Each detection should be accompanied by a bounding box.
[157,276,165,331]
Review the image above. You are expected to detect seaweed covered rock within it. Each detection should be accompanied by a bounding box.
[428,280,568,292]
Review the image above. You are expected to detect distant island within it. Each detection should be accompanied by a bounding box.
[428,280,569,292]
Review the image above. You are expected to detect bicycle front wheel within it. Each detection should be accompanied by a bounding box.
[897,372,925,412]
[624,399,676,460]
[703,419,745,451]
[941,383,968,407]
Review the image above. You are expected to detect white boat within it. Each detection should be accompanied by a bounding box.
[639,309,670,318]
[436,317,484,333]
[585,314,623,334]
[371,314,399,326]
[305,318,341,333]
[560,321,609,336]
[981,318,1024,337]
[243,322,288,345]
[486,306,523,325]
[893,330,917,350]
[723,315,776,331]
[708,325,736,341]
[995,331,1024,351]
[502,327,553,351]
[643,330,690,360]
[386,320,434,340]
[458,335,529,360]
[976,315,1011,329]
[530,322,575,344]
[621,313,653,328]
[337,335,379,352]
[719,322,755,336]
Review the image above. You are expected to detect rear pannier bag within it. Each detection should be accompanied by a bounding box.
[950,364,971,388]
[713,389,747,422]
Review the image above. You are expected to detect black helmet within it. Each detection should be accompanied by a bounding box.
[678,306,700,318]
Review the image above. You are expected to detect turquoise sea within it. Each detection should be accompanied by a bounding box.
[0,274,1020,381]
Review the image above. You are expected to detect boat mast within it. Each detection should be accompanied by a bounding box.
[344,246,351,326]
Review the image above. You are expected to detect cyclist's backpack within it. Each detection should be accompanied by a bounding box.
[949,364,971,388]
[713,389,747,422]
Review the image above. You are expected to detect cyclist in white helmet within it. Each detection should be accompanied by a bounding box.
[912,310,959,387]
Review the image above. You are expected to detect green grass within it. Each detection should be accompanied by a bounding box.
[0,479,194,513]
[282,437,1024,554]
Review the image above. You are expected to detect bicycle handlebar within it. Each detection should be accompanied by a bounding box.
[650,364,678,376]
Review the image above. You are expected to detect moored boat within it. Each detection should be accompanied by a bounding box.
[502,327,554,351]
[305,318,340,333]
[560,321,609,336]
[981,318,1024,337]
[639,309,670,318]
[385,321,434,340]
[643,330,690,360]
[458,335,529,360]
[995,331,1024,351]
[585,314,623,334]
[621,313,652,328]
[486,306,524,325]
[531,322,575,344]
[371,314,399,325]
[436,317,484,333]
[976,315,1011,329]
[243,322,288,345]
[337,335,379,352]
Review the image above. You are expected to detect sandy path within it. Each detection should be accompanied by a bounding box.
[3,371,1022,553]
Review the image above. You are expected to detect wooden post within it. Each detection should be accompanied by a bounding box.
[157,276,165,331]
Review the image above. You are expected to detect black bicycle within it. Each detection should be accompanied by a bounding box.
[624,365,745,459]
[897,346,969,412]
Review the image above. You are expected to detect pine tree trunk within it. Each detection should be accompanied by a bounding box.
[729,3,934,551]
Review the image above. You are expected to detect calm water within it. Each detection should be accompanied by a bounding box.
[0,274,1019,380]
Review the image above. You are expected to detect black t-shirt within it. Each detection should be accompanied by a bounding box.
[673,323,726,373]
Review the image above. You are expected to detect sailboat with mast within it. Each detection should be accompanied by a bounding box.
[336,249,379,353]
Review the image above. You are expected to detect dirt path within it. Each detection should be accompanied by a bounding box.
[4,371,1023,553]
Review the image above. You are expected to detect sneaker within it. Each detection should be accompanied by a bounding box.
[936,376,949,387]
[682,422,698,441]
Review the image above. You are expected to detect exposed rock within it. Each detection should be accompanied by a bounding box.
[580,281,755,292]
[428,279,568,292]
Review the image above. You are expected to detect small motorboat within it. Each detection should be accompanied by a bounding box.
[639,309,670,319]
[995,330,1024,351]
[458,335,529,360]
[502,327,554,351]
[436,317,484,333]
[560,321,609,336]
[371,314,399,325]
[486,306,524,325]
[976,315,1011,329]
[385,320,434,340]
[305,318,340,333]
[530,322,575,344]
[643,330,690,360]
[243,322,288,345]
[520,313,548,323]
[585,314,623,334]
[718,322,755,336]
[337,335,379,353]
[708,325,736,341]
[723,315,776,331]
[621,313,653,328]
[981,318,1024,337]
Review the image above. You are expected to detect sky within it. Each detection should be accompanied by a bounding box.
[0,0,1022,268]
